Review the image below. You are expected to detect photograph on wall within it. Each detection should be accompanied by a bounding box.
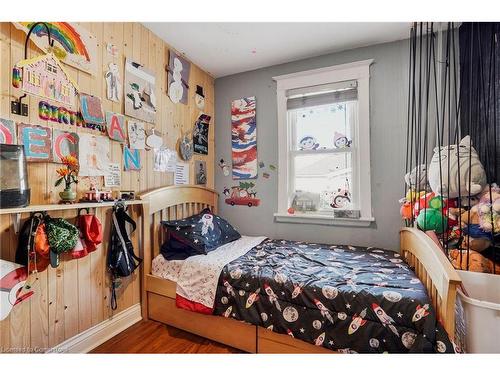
[80,93,105,124]
[17,123,52,162]
[13,22,98,75]
[124,58,157,123]
[52,130,79,164]
[105,111,126,143]
[13,53,79,108]
[127,120,146,149]
[78,134,110,176]
[231,96,257,179]
[0,118,17,145]
[167,51,191,104]
[193,114,210,155]
[195,160,207,185]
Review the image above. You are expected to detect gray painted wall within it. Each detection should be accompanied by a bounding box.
[214,39,409,250]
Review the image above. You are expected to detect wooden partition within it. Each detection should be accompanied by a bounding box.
[0,22,214,352]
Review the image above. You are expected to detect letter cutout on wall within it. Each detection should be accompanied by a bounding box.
[123,146,141,171]
[105,111,126,142]
[80,93,105,124]
[52,130,79,163]
[0,118,17,145]
[18,123,52,162]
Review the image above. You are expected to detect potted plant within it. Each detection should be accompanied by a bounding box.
[55,155,79,202]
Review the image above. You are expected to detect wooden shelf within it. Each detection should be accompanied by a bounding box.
[0,200,143,215]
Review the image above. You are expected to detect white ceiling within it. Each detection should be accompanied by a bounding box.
[143,22,411,78]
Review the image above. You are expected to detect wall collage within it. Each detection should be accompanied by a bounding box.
[0,22,214,205]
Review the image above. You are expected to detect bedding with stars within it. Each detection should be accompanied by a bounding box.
[212,238,456,353]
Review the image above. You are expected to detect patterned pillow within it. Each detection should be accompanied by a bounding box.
[161,208,241,260]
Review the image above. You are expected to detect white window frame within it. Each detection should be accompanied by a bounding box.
[273,59,374,226]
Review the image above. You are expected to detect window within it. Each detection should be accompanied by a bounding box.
[273,60,374,226]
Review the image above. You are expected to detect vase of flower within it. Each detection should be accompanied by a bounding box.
[56,156,79,203]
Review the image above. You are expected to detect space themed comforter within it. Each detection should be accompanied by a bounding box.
[211,238,455,353]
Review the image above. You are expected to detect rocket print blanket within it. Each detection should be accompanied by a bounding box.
[175,236,267,313]
[212,239,456,353]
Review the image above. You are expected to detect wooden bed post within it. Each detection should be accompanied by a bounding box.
[141,201,151,321]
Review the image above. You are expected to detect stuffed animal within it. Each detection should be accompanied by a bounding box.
[416,208,448,233]
[458,205,492,252]
[476,184,500,234]
[405,164,430,192]
[448,248,500,274]
[428,136,487,199]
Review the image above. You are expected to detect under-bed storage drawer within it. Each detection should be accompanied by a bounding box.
[257,327,333,354]
[148,292,257,353]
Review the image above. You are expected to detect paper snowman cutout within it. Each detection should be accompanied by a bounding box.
[195,85,205,110]
[0,260,31,321]
[169,57,185,104]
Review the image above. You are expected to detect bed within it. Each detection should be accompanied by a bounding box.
[139,185,462,353]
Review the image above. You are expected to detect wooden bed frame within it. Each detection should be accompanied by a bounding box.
[139,185,461,353]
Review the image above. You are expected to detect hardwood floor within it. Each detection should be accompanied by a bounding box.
[91,320,243,354]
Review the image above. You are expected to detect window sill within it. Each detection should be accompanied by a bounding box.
[273,213,375,227]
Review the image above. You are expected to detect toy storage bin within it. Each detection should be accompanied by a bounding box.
[457,270,500,353]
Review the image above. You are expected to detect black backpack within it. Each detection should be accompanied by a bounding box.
[107,204,142,310]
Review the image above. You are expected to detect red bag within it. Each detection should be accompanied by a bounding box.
[71,211,103,259]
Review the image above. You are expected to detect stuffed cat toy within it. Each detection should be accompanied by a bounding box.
[405,164,430,192]
[428,136,487,199]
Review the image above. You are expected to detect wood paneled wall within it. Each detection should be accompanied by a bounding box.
[0,22,214,352]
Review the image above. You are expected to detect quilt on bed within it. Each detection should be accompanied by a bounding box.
[212,238,455,353]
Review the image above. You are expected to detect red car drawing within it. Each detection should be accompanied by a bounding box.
[224,187,260,207]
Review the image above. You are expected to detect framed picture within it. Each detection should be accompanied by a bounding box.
[231,96,257,179]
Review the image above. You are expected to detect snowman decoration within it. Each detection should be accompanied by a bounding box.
[169,57,185,104]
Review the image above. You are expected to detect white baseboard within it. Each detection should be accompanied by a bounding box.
[47,303,142,353]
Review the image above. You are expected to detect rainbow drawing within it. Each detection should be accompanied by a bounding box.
[13,22,97,75]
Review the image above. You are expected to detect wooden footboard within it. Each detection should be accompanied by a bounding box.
[400,227,461,340]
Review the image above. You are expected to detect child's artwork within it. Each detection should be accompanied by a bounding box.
[299,136,319,150]
[12,53,79,107]
[52,130,79,163]
[153,148,176,173]
[104,63,122,102]
[13,22,98,75]
[127,120,146,149]
[0,118,17,145]
[231,96,257,179]
[78,134,110,176]
[123,146,141,171]
[80,94,105,124]
[124,59,157,123]
[106,43,119,57]
[195,85,205,110]
[195,160,207,185]
[38,100,105,133]
[167,51,191,104]
[17,123,52,162]
[104,163,121,187]
[105,112,126,143]
[146,129,163,149]
[193,114,210,155]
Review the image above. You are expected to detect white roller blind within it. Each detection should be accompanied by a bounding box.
[286,80,358,110]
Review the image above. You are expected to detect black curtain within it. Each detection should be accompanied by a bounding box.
[459,22,500,183]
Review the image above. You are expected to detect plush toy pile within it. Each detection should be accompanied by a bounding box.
[400,136,500,274]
